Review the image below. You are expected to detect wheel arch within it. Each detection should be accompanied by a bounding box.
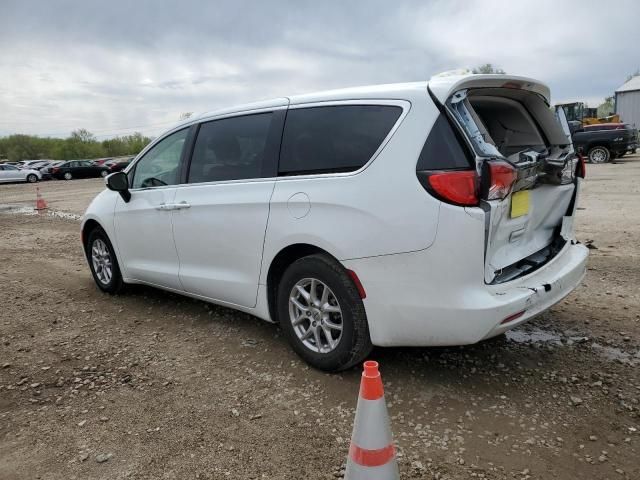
[266,243,340,323]
[81,218,104,253]
[586,141,611,151]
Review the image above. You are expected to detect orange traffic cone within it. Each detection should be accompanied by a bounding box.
[345,361,399,479]
[35,185,48,211]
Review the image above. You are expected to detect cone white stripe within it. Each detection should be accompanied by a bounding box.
[345,458,399,479]
[350,396,393,450]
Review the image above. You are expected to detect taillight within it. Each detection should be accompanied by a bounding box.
[482,161,517,200]
[426,170,478,206]
[52,167,60,173]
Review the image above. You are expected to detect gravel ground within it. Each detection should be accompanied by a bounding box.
[0,156,639,479]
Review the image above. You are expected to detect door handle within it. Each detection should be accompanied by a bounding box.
[155,202,191,211]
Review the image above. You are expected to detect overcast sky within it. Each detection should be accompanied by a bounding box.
[1,0,638,138]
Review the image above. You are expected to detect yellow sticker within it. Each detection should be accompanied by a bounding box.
[511,190,530,218]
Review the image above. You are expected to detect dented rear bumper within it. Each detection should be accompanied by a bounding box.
[343,203,588,347]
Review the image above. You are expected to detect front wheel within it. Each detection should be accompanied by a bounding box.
[277,254,372,372]
[86,228,124,294]
[26,174,38,183]
[587,146,610,164]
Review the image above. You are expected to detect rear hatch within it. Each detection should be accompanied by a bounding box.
[429,74,582,284]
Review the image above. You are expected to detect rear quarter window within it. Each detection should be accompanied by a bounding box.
[279,105,402,175]
[416,114,473,170]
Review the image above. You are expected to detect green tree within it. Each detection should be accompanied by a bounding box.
[472,63,506,74]
[0,130,151,161]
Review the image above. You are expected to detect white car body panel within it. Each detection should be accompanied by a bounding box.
[113,187,183,290]
[0,166,41,183]
[81,73,588,349]
[172,178,275,308]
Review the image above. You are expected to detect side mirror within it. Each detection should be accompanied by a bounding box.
[106,171,131,202]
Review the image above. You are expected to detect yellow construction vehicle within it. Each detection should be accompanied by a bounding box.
[556,102,620,126]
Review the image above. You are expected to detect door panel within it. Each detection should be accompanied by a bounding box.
[112,127,191,289]
[170,109,285,307]
[172,181,274,307]
[114,187,182,289]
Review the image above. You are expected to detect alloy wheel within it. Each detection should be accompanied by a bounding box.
[91,238,113,285]
[289,278,343,354]
[589,147,608,164]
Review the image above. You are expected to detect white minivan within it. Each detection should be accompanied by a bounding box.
[82,73,588,371]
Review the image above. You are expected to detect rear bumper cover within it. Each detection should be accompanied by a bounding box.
[344,234,588,347]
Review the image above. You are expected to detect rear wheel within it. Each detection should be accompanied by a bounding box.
[587,146,610,164]
[26,174,38,183]
[276,254,372,372]
[86,228,124,294]
[100,170,108,177]
[63,172,73,180]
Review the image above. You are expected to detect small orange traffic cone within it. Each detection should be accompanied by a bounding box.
[35,185,48,211]
[345,361,399,479]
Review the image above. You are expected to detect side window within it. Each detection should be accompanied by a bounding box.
[188,113,273,183]
[68,162,77,168]
[132,128,188,189]
[416,114,473,170]
[279,105,402,175]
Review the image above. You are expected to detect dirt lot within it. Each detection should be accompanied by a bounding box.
[1,158,639,480]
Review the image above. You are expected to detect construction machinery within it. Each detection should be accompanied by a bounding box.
[556,102,620,126]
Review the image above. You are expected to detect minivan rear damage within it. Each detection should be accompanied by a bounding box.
[432,80,583,284]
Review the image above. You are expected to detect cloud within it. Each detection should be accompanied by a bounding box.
[0,0,638,137]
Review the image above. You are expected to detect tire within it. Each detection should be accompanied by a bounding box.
[100,170,108,177]
[276,254,372,372]
[86,228,124,294]
[587,146,610,164]
[26,174,38,183]
[63,172,73,180]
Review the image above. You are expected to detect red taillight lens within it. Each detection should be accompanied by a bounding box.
[485,161,517,200]
[52,167,59,173]
[427,170,478,206]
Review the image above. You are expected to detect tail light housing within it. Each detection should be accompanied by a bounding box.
[424,170,478,206]
[482,161,517,200]
[52,167,60,173]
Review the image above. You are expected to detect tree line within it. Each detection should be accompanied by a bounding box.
[0,129,152,162]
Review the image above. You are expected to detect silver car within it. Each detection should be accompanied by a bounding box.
[0,164,42,183]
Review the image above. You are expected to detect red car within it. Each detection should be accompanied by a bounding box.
[104,158,133,172]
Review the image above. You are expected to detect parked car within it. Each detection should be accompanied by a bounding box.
[0,164,41,183]
[51,160,110,180]
[41,161,66,179]
[25,160,53,171]
[572,123,638,163]
[81,73,588,371]
[104,158,133,173]
[91,158,114,166]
